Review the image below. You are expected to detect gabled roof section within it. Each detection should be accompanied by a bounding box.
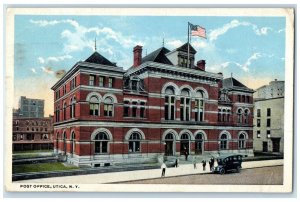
[223,77,254,92]
[142,47,173,65]
[85,51,116,66]
[176,42,197,54]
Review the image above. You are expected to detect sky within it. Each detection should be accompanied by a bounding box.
[14,15,286,116]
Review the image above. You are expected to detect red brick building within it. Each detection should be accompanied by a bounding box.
[51,43,254,167]
[12,117,54,151]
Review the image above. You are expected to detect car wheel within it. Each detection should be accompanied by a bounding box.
[211,167,215,172]
[236,166,241,173]
[219,168,225,175]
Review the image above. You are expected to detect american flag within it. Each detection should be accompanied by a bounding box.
[190,24,206,38]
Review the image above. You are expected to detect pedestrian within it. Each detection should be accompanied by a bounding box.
[185,151,188,161]
[193,157,197,169]
[161,162,166,177]
[202,160,206,171]
[175,158,178,168]
[209,158,213,171]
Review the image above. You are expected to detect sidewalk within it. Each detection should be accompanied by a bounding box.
[15,159,283,184]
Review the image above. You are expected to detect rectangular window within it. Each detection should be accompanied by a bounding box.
[104,104,113,117]
[132,102,137,117]
[140,102,145,118]
[257,130,261,138]
[257,109,261,117]
[99,76,105,87]
[132,80,138,91]
[267,130,271,138]
[108,77,113,88]
[257,119,261,127]
[267,108,271,116]
[89,75,96,86]
[267,118,271,127]
[238,95,241,102]
[123,101,129,117]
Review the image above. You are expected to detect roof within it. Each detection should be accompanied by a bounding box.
[85,51,116,66]
[142,47,173,65]
[176,42,197,54]
[223,77,254,92]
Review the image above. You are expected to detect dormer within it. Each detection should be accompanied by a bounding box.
[166,43,196,68]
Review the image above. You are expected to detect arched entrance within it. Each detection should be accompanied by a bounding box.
[180,133,190,155]
[195,133,204,155]
[165,133,174,156]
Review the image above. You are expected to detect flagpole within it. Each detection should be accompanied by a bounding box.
[187,22,190,68]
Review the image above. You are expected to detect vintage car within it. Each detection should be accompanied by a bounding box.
[211,154,243,174]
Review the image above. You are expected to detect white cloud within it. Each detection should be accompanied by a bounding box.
[38,57,45,64]
[30,68,36,74]
[225,48,237,54]
[278,28,285,33]
[242,52,262,72]
[38,55,72,65]
[166,39,184,49]
[253,26,272,36]
[40,66,54,74]
[191,41,208,49]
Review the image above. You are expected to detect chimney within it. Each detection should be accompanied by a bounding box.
[217,72,223,88]
[133,45,143,67]
[197,60,206,71]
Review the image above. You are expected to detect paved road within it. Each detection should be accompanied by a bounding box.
[124,166,283,185]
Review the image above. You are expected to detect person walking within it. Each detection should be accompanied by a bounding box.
[209,158,213,171]
[202,160,206,171]
[185,151,188,161]
[175,158,178,168]
[161,162,167,177]
[193,157,197,169]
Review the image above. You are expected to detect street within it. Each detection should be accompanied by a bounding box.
[124,166,283,185]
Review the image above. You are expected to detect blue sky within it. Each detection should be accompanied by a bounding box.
[14,15,286,115]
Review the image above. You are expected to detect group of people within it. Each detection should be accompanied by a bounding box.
[161,156,217,177]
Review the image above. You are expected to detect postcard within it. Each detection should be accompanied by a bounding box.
[4,7,294,193]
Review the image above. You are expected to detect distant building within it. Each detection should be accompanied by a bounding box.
[12,116,54,151]
[253,80,284,154]
[18,96,44,118]
[51,43,255,167]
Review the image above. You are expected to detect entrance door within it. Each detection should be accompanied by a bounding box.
[272,138,280,152]
[263,141,268,152]
[180,141,189,155]
[195,141,203,155]
[165,141,173,156]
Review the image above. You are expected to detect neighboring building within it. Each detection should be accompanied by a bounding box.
[18,96,45,118]
[51,43,255,167]
[254,79,284,99]
[253,80,285,154]
[12,117,54,151]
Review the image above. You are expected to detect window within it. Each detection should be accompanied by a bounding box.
[227,109,230,122]
[70,97,76,118]
[108,77,113,88]
[71,132,76,155]
[242,95,245,102]
[222,109,226,122]
[63,102,67,120]
[140,102,146,118]
[123,101,130,117]
[55,105,60,122]
[89,75,96,86]
[267,108,271,116]
[218,109,222,122]
[132,80,138,91]
[132,102,137,117]
[238,95,241,102]
[244,109,249,124]
[63,85,67,95]
[220,134,228,150]
[94,132,109,154]
[257,119,261,127]
[267,130,271,138]
[104,97,113,117]
[195,133,204,154]
[195,91,204,122]
[129,132,141,153]
[89,96,99,116]
[70,77,76,90]
[16,126,19,131]
[246,96,250,103]
[99,76,105,87]
[257,109,261,117]
[267,118,271,127]
[238,133,246,149]
[180,133,190,155]
[164,86,175,120]
[13,135,17,141]
[237,109,243,123]
[257,130,261,138]
[27,127,29,131]
[180,89,191,121]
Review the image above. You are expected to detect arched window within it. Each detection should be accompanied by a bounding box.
[220,134,228,150]
[239,133,246,149]
[180,89,191,121]
[56,133,59,151]
[56,105,60,122]
[94,132,109,154]
[104,97,114,117]
[165,133,174,156]
[180,133,190,155]
[244,109,249,124]
[218,109,221,122]
[195,133,204,155]
[129,132,141,153]
[71,132,76,155]
[72,97,76,118]
[62,132,67,154]
[195,90,204,122]
[89,96,99,116]
[237,108,243,124]
[164,86,175,120]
